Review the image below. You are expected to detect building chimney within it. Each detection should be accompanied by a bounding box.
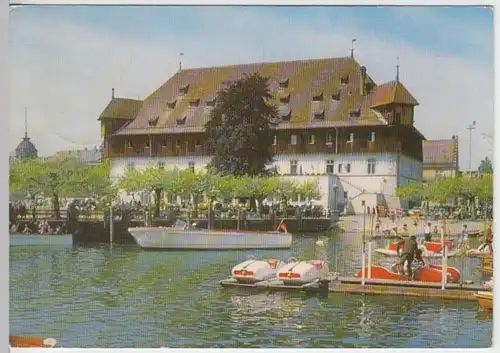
[360,66,367,96]
[111,88,115,99]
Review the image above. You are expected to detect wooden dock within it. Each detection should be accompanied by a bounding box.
[220,275,488,302]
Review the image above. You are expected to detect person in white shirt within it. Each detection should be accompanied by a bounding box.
[458,224,469,249]
[424,223,432,241]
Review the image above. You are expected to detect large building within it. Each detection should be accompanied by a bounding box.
[99,56,425,214]
[11,110,38,161]
[422,136,459,180]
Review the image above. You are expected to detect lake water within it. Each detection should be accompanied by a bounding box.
[9,231,492,348]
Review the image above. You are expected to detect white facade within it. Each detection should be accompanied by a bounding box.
[110,153,422,214]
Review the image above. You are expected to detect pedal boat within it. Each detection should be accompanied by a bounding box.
[277,258,329,285]
[375,240,457,258]
[475,291,493,310]
[355,262,460,283]
[231,257,285,284]
[9,336,57,348]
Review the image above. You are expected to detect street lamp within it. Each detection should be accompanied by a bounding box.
[467,121,476,177]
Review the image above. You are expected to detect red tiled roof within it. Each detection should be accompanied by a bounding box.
[422,139,458,167]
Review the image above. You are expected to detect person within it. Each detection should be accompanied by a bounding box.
[375,218,381,234]
[432,225,439,237]
[458,224,469,249]
[402,224,409,234]
[396,235,420,280]
[478,226,493,254]
[424,222,432,242]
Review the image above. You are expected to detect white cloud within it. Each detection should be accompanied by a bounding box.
[9,6,493,169]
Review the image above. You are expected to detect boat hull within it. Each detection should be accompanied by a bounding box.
[387,240,454,253]
[277,260,329,285]
[9,336,56,348]
[475,291,493,310]
[129,227,292,250]
[374,248,457,258]
[355,264,460,283]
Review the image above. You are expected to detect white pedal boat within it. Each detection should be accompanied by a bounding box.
[374,245,458,258]
[231,256,286,284]
[466,244,492,257]
[277,257,329,285]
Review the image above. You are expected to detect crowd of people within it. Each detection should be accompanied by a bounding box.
[10,218,66,235]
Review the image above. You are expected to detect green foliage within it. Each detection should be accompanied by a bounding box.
[204,73,279,176]
[9,156,114,218]
[396,175,493,205]
[478,156,493,174]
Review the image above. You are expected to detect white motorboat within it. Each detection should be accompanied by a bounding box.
[277,257,329,285]
[231,256,286,283]
[129,219,293,250]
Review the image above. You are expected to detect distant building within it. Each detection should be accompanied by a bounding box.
[52,146,101,165]
[422,136,459,180]
[12,109,38,161]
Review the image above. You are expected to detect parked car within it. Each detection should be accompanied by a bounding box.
[408,207,423,217]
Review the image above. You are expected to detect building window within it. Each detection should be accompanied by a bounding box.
[290,160,298,175]
[326,133,333,145]
[308,134,315,144]
[188,162,195,172]
[370,132,376,142]
[326,160,334,174]
[195,140,201,147]
[188,141,195,153]
[176,140,181,148]
[273,135,277,146]
[344,191,348,199]
[290,135,297,145]
[158,162,165,169]
[368,159,376,174]
[346,164,351,173]
[338,164,342,173]
[348,133,354,142]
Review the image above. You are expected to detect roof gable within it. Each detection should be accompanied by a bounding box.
[98,98,143,121]
[113,57,419,136]
[370,80,419,108]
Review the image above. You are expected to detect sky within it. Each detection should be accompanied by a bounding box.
[8,5,494,170]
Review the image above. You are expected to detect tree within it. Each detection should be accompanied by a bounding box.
[478,156,493,174]
[9,156,94,219]
[118,166,179,217]
[204,73,279,176]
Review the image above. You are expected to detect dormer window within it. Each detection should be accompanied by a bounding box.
[326,133,333,145]
[179,84,189,95]
[313,109,325,120]
[278,106,292,121]
[349,107,361,118]
[279,93,291,103]
[189,98,200,107]
[312,92,324,102]
[176,116,187,125]
[167,100,177,109]
[341,75,349,85]
[148,116,159,127]
[278,78,289,88]
[332,90,341,101]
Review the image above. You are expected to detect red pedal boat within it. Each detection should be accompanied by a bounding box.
[354,262,460,283]
[387,240,455,253]
[9,336,57,348]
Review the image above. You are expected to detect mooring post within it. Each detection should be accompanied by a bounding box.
[441,220,445,290]
[367,240,372,279]
[237,208,240,231]
[361,200,366,286]
[109,206,114,246]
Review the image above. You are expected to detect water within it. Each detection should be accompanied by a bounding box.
[9,232,492,348]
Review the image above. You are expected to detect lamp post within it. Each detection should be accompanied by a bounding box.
[361,200,366,285]
[467,121,476,178]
